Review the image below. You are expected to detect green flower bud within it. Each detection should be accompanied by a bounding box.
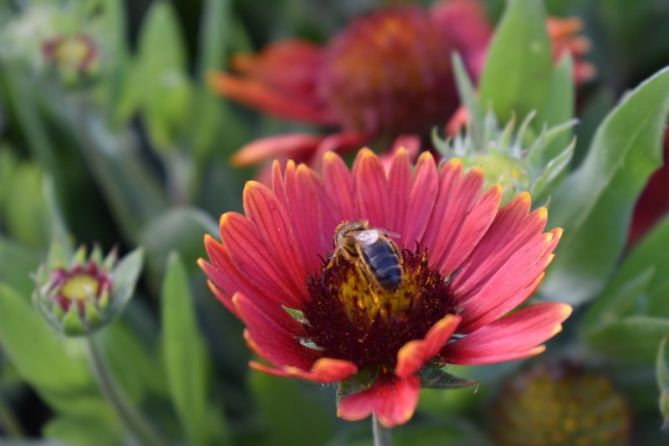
[34,244,143,336]
[435,112,575,202]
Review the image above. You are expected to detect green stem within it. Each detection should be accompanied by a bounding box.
[0,397,23,438]
[372,414,392,446]
[85,335,166,446]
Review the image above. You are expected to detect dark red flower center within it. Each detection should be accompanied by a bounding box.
[302,248,455,370]
[319,8,458,136]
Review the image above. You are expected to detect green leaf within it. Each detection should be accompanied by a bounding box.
[479,0,553,123]
[198,0,232,76]
[657,338,669,430]
[419,367,478,390]
[0,147,18,217]
[43,407,121,446]
[538,55,575,159]
[251,372,332,446]
[5,163,49,248]
[109,248,144,317]
[582,217,669,332]
[581,268,654,335]
[137,0,191,151]
[162,253,216,446]
[586,316,669,363]
[0,284,99,415]
[99,321,167,404]
[451,53,484,148]
[0,237,41,297]
[542,67,669,305]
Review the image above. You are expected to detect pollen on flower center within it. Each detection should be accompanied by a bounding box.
[60,274,100,301]
[302,248,455,370]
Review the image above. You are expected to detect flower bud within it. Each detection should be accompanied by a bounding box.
[42,34,99,85]
[34,245,143,336]
[436,111,575,202]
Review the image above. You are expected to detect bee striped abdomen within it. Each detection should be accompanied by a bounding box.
[363,239,403,291]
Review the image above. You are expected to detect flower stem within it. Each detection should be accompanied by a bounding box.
[372,414,392,446]
[85,335,166,446]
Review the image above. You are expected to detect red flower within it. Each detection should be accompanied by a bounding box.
[199,149,571,427]
[629,130,669,246]
[210,0,593,167]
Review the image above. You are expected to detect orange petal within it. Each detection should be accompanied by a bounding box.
[396,314,461,378]
[232,133,324,166]
[208,72,335,125]
[250,357,358,383]
[442,302,572,365]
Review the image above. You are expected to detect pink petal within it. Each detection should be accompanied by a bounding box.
[402,152,439,248]
[422,162,485,273]
[231,133,323,166]
[219,212,306,307]
[450,193,547,295]
[391,135,421,158]
[323,151,356,222]
[442,302,572,365]
[430,0,492,80]
[457,228,562,331]
[278,161,331,273]
[201,236,300,326]
[250,357,358,383]
[353,149,389,228]
[243,181,308,293]
[231,40,323,96]
[437,183,501,276]
[386,148,412,234]
[396,314,461,378]
[234,293,317,370]
[310,131,371,167]
[338,375,421,428]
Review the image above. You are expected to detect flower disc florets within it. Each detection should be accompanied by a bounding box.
[319,7,457,135]
[490,361,631,446]
[304,249,454,371]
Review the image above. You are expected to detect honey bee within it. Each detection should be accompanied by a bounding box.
[330,220,403,291]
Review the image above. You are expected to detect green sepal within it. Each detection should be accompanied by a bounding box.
[419,366,478,390]
[336,368,379,403]
[84,301,103,328]
[62,305,86,336]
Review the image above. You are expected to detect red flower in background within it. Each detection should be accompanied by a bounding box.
[199,149,571,427]
[210,0,593,168]
[629,131,669,246]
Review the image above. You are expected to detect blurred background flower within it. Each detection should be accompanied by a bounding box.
[210,0,593,168]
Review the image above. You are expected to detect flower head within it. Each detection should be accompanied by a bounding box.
[42,33,99,84]
[35,245,144,336]
[199,149,571,427]
[490,361,631,446]
[210,0,593,168]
